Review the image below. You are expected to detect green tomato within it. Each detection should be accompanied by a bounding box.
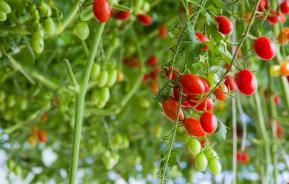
[106,69,117,87]
[7,95,16,108]
[73,22,89,40]
[44,17,56,36]
[0,0,11,14]
[102,151,119,170]
[0,90,6,102]
[91,90,101,105]
[19,98,28,111]
[39,2,52,17]
[96,88,110,108]
[195,152,208,171]
[188,139,201,155]
[270,65,281,77]
[203,147,219,159]
[96,70,108,88]
[0,12,6,21]
[32,30,44,54]
[91,63,101,80]
[208,158,222,175]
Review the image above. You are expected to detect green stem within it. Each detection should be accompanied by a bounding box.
[69,23,105,184]
[232,98,237,184]
[64,59,79,88]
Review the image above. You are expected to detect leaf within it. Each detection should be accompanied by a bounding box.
[213,0,225,8]
[215,120,227,140]
[186,22,198,43]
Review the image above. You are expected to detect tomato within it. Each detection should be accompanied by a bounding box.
[195,152,208,171]
[214,84,228,101]
[276,124,284,138]
[258,0,269,12]
[267,10,280,25]
[93,0,111,23]
[28,136,37,147]
[279,12,286,23]
[0,0,11,14]
[162,98,184,122]
[281,61,289,76]
[137,14,153,26]
[102,151,119,169]
[180,74,205,95]
[37,130,48,143]
[237,151,250,164]
[96,70,108,87]
[188,96,214,111]
[159,25,168,38]
[116,70,124,82]
[173,86,184,100]
[200,112,218,133]
[215,16,233,35]
[0,12,6,22]
[200,77,210,92]
[32,30,44,54]
[44,17,56,36]
[91,63,101,80]
[235,69,257,96]
[224,76,238,91]
[123,56,140,68]
[39,2,52,17]
[269,65,281,77]
[254,36,276,60]
[74,22,90,40]
[273,95,281,105]
[278,30,289,44]
[208,158,222,175]
[203,147,219,159]
[115,11,131,21]
[97,88,110,109]
[195,32,209,42]
[151,81,159,94]
[281,1,289,14]
[165,67,179,80]
[146,56,158,66]
[106,69,117,87]
[184,118,206,137]
[188,139,201,155]
[7,95,16,108]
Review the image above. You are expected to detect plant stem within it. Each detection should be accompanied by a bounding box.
[232,98,237,184]
[68,23,105,184]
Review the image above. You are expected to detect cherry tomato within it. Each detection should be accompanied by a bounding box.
[37,130,47,143]
[281,1,289,14]
[281,61,289,76]
[237,151,250,164]
[159,25,168,38]
[173,86,185,101]
[224,76,238,91]
[123,56,139,68]
[39,2,51,17]
[162,98,184,122]
[254,36,276,60]
[277,30,289,44]
[165,67,179,80]
[188,139,201,155]
[32,30,44,54]
[180,74,205,95]
[151,81,159,94]
[258,0,269,12]
[106,69,117,87]
[215,16,233,35]
[279,12,286,23]
[116,70,124,82]
[44,17,56,36]
[146,56,158,66]
[28,136,37,147]
[74,22,90,40]
[137,14,152,26]
[115,11,131,21]
[195,32,209,42]
[214,85,228,101]
[200,112,218,134]
[269,65,281,77]
[0,0,10,14]
[200,77,210,92]
[203,147,219,159]
[0,12,6,22]
[184,118,206,137]
[235,69,257,96]
[195,152,208,171]
[97,88,110,108]
[188,96,214,111]
[96,70,108,87]
[274,95,281,105]
[93,0,111,23]
[267,10,280,25]
[208,158,222,175]
[91,63,101,80]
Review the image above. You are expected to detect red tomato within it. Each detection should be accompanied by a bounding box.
[274,95,281,105]
[224,63,233,72]
[184,118,206,137]
[276,124,284,138]
[37,130,48,143]
[146,56,158,66]
[115,11,131,21]
[123,56,139,67]
[188,96,214,111]
[180,74,205,95]
[258,0,269,12]
[213,85,228,101]
[200,112,218,133]
[159,25,168,38]
[93,0,111,23]
[137,14,152,26]
[235,69,257,96]
[215,16,233,35]
[281,1,289,14]
[195,32,209,42]
[254,36,276,60]
[200,77,210,92]
[151,81,158,94]
[267,10,280,24]
[237,152,250,164]
[279,13,286,23]
[173,86,184,100]
[162,98,184,122]
[224,76,238,91]
[165,67,179,80]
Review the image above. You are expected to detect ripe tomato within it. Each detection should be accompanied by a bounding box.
[123,56,139,67]
[162,98,184,122]
[281,61,289,76]
[200,112,218,133]
[235,69,257,96]
[37,130,48,143]
[93,0,111,23]
[180,74,205,95]
[267,10,280,24]
[137,14,152,26]
[200,77,210,92]
[159,25,168,38]
[146,56,158,66]
[173,86,185,100]
[115,11,131,21]
[215,16,233,35]
[195,32,209,42]
[279,12,286,23]
[225,76,238,91]
[258,0,269,12]
[195,152,208,171]
[165,67,179,80]
[208,158,222,175]
[269,65,281,77]
[184,118,206,137]
[278,30,289,44]
[281,1,289,14]
[188,96,214,111]
[213,85,228,101]
[254,36,276,60]
[237,151,250,164]
[188,139,201,155]
[151,81,159,94]
[274,95,281,105]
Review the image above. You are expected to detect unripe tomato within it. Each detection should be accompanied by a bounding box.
[0,0,10,14]
[208,158,222,175]
[162,98,184,122]
[203,147,219,159]
[224,76,238,92]
[32,30,44,54]
[28,136,37,147]
[215,16,233,35]
[91,63,101,80]
[39,2,52,17]
[270,65,281,77]
[280,1,289,14]
[235,69,257,96]
[159,25,168,38]
[93,0,111,23]
[91,90,101,105]
[200,112,218,134]
[0,12,6,22]
[195,152,208,171]
[106,69,117,87]
[180,74,205,95]
[96,70,108,87]
[44,17,56,36]
[0,90,5,102]
[254,36,276,60]
[146,56,158,66]
[184,118,206,137]
[115,11,131,21]
[188,139,201,155]
[214,85,228,101]
[37,130,47,143]
[151,81,159,94]
[7,95,16,108]
[165,67,179,80]
[102,151,119,170]
[281,61,289,76]
[137,14,152,26]
[267,10,280,25]
[74,22,90,40]
[97,88,110,109]
[116,70,124,82]
[277,30,289,44]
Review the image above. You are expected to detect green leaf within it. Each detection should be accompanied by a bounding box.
[215,120,227,140]
[213,0,225,8]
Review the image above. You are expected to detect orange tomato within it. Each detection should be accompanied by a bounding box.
[281,61,289,76]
